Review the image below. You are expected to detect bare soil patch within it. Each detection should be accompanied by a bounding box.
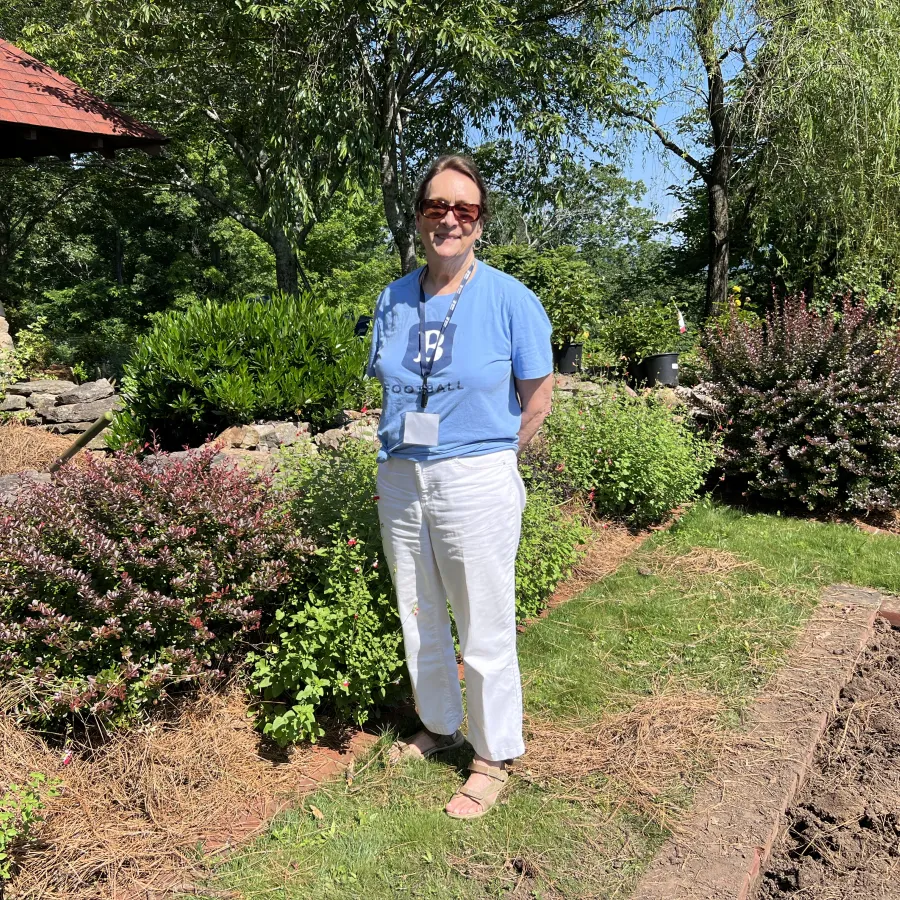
[759,619,900,899]
[0,422,72,477]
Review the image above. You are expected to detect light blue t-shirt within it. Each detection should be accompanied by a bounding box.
[367,262,553,461]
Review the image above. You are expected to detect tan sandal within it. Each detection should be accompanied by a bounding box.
[388,728,465,764]
[445,759,509,820]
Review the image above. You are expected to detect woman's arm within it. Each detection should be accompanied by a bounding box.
[515,373,554,450]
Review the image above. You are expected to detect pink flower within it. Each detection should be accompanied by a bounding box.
[361,405,368,414]
[347,538,357,547]
[372,561,379,569]
[62,749,74,767]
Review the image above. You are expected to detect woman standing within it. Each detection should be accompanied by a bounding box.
[367,155,554,819]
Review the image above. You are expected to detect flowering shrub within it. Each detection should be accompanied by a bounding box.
[0,445,310,728]
[700,296,900,512]
[250,440,406,745]
[545,391,714,527]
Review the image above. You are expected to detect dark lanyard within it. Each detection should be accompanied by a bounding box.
[417,261,475,409]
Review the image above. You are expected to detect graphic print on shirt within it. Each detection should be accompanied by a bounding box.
[401,322,457,376]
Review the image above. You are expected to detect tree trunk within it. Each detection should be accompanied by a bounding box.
[115,230,125,286]
[700,4,734,319]
[705,163,730,317]
[271,227,299,295]
[379,148,417,274]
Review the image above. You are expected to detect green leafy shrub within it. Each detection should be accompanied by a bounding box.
[545,392,715,527]
[0,347,27,401]
[515,482,589,620]
[598,302,687,364]
[483,244,603,342]
[0,773,60,882]
[700,295,900,513]
[252,439,590,745]
[0,446,310,729]
[110,294,369,450]
[250,440,406,745]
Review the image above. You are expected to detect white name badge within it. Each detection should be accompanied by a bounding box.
[402,412,440,446]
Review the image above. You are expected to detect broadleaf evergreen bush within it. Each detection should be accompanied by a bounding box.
[110,294,369,449]
[700,296,900,512]
[545,391,714,526]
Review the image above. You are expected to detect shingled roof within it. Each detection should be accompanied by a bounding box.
[0,39,166,159]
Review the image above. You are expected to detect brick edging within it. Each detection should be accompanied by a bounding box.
[877,593,900,629]
[630,584,882,900]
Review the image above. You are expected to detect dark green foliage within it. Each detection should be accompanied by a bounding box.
[700,296,900,513]
[545,392,715,527]
[111,294,369,449]
[482,244,603,342]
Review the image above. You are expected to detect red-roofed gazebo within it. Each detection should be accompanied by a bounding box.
[0,39,167,160]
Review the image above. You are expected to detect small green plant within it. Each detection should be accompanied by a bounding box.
[251,440,406,745]
[110,294,370,450]
[598,303,685,363]
[545,392,715,527]
[70,361,89,384]
[0,773,61,883]
[9,316,53,374]
[515,482,589,620]
[0,347,26,400]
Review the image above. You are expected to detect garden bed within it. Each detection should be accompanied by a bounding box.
[2,515,643,900]
[758,618,900,899]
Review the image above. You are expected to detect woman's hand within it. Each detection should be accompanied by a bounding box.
[515,373,554,450]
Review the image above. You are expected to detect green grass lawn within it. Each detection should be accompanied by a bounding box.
[197,501,900,900]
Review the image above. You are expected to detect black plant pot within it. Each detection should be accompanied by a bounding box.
[554,341,583,374]
[641,352,680,387]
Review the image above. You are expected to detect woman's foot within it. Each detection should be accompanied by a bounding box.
[388,728,465,764]
[445,756,508,819]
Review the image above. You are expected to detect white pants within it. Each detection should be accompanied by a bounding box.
[377,450,527,761]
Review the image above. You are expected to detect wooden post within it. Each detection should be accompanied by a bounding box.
[49,411,115,472]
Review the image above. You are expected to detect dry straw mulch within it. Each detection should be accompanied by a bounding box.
[517,689,727,827]
[0,421,72,477]
[2,688,361,900]
[536,517,647,616]
[641,546,759,580]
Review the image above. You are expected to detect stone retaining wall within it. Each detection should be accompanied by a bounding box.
[0,378,122,436]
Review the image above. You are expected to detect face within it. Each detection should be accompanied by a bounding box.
[415,168,484,266]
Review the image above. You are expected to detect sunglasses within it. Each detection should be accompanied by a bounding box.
[418,198,482,224]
